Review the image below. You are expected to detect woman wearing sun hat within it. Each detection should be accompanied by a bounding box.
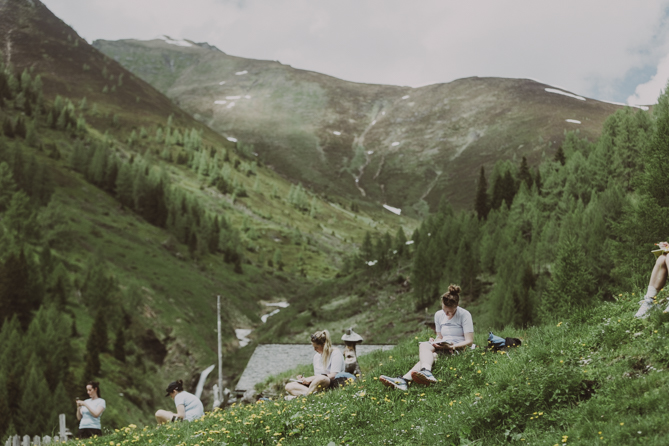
[155,379,204,424]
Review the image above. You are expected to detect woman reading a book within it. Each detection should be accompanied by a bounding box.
[380,284,473,390]
[636,245,669,318]
[284,330,354,400]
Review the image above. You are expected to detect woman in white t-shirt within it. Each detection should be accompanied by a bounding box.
[155,379,204,424]
[76,381,106,438]
[380,284,474,390]
[284,330,348,400]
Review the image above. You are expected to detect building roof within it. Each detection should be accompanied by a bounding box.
[235,344,395,393]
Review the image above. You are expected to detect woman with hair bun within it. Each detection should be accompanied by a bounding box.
[284,330,351,400]
[155,379,204,424]
[76,381,106,438]
[380,284,474,391]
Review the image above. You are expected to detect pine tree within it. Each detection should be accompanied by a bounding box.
[474,166,490,220]
[554,145,566,165]
[115,162,135,208]
[113,326,126,363]
[518,156,533,188]
[0,161,17,212]
[540,238,594,320]
[273,249,284,271]
[394,226,407,258]
[0,373,10,440]
[0,250,37,330]
[2,116,14,138]
[17,357,51,435]
[359,231,374,262]
[14,116,26,138]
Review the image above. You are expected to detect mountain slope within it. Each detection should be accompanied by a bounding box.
[0,0,413,435]
[94,38,633,213]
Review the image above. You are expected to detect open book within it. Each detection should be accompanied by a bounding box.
[430,339,454,349]
[653,242,669,258]
[652,249,665,258]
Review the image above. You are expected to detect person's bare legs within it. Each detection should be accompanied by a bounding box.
[649,255,668,290]
[155,409,177,424]
[403,342,436,380]
[285,375,330,397]
[637,255,668,318]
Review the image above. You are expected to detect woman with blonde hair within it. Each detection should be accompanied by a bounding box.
[284,330,350,400]
[380,284,474,390]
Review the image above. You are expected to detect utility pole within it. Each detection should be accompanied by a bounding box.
[217,295,223,405]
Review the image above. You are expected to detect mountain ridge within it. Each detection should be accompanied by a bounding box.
[95,37,632,214]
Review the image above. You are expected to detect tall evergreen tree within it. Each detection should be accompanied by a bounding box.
[113,326,126,363]
[518,156,533,189]
[17,357,51,436]
[474,166,490,220]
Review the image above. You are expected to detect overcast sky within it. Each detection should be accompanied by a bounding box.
[42,0,669,105]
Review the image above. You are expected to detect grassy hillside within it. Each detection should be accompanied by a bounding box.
[0,0,416,436]
[94,37,632,214]
[69,292,669,445]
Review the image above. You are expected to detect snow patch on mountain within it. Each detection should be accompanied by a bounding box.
[565,119,581,124]
[383,204,401,215]
[545,88,586,101]
[235,70,248,75]
[158,36,192,47]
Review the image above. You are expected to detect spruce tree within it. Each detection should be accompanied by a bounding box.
[2,116,14,138]
[17,358,51,435]
[115,162,135,208]
[540,238,594,320]
[113,326,126,363]
[360,231,374,262]
[554,145,566,165]
[394,226,407,258]
[474,166,490,220]
[0,373,10,440]
[273,249,284,271]
[0,250,36,330]
[518,156,533,188]
[14,116,26,139]
[0,161,17,212]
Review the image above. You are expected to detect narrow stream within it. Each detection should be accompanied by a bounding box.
[234,302,290,346]
[195,364,215,399]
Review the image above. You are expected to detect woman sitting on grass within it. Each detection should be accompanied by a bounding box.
[155,379,204,424]
[636,252,669,318]
[380,284,473,390]
[284,330,352,400]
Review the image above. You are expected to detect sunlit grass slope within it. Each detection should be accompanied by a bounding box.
[78,291,669,445]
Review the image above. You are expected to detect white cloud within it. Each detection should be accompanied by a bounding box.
[628,52,669,105]
[41,0,669,103]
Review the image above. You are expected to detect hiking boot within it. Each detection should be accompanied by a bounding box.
[379,375,408,391]
[635,298,654,319]
[411,368,437,386]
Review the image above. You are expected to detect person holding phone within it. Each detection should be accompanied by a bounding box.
[76,381,106,438]
[380,284,474,390]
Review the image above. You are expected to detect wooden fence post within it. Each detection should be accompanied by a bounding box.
[32,436,41,446]
[12,435,19,446]
[42,436,51,444]
[22,436,29,446]
[58,414,68,442]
